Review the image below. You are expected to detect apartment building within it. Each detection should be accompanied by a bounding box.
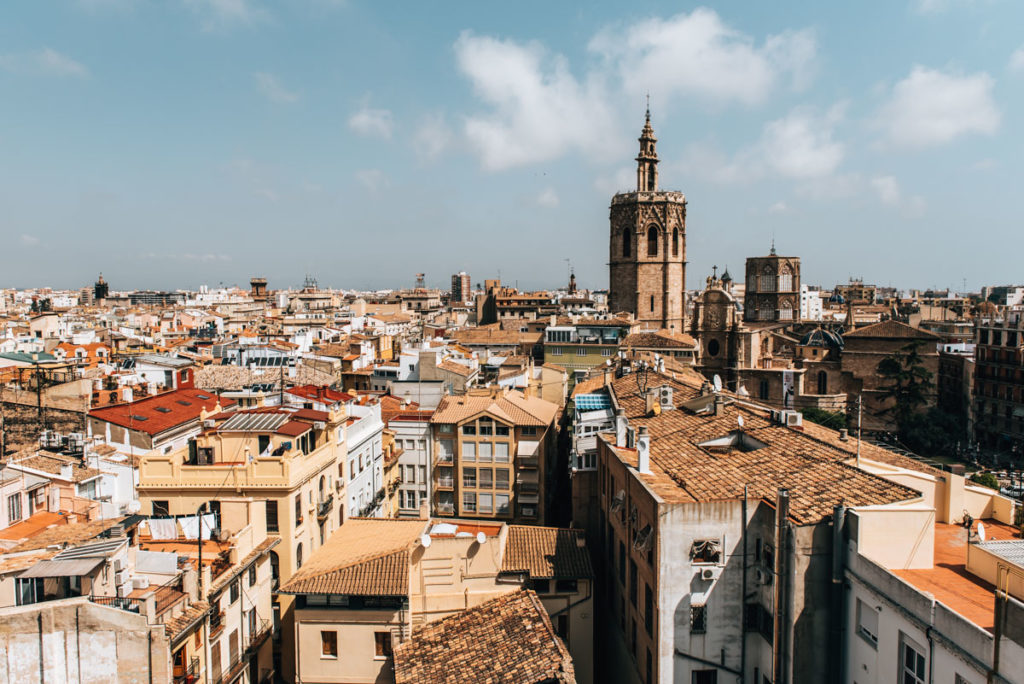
[582,366,957,684]
[344,398,386,518]
[280,517,593,684]
[544,318,631,387]
[974,312,1024,456]
[429,389,559,524]
[135,401,349,681]
[388,409,434,517]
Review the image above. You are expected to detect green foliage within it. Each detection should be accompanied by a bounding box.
[800,407,847,431]
[969,471,1000,491]
[899,407,966,457]
[876,340,935,437]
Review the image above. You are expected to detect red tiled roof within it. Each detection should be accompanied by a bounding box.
[89,388,235,436]
[286,385,351,404]
[844,319,941,339]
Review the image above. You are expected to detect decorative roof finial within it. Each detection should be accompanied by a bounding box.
[770,237,776,256]
[645,92,650,121]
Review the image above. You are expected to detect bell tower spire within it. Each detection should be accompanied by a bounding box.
[636,102,659,192]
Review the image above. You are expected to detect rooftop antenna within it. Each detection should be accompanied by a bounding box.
[770,237,777,256]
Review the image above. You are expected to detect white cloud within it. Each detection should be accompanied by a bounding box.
[184,0,266,31]
[0,48,88,78]
[691,105,845,183]
[536,188,560,208]
[593,167,635,196]
[455,32,618,171]
[1009,47,1024,72]
[355,169,387,191]
[912,0,987,13]
[20,234,40,247]
[348,107,394,139]
[876,66,999,147]
[254,72,298,103]
[767,201,788,214]
[413,113,452,161]
[870,175,926,216]
[589,9,816,105]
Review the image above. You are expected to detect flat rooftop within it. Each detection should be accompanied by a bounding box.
[893,520,1020,632]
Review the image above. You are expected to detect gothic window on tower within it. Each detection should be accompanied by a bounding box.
[647,166,655,191]
[622,229,631,258]
[779,268,793,292]
[672,228,679,257]
[650,295,655,312]
[760,302,774,321]
[759,269,776,292]
[647,226,658,257]
[779,301,793,320]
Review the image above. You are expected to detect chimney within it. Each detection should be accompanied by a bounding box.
[714,395,725,417]
[615,409,628,447]
[645,391,657,416]
[637,426,651,474]
[838,428,849,441]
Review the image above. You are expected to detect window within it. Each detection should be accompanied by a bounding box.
[478,442,492,462]
[817,370,828,395]
[479,421,493,436]
[463,467,477,488]
[521,427,538,436]
[7,494,22,524]
[495,443,510,462]
[602,348,612,357]
[759,274,776,292]
[692,671,717,684]
[495,493,510,515]
[296,543,303,569]
[266,500,279,534]
[622,229,631,258]
[647,226,659,256]
[248,565,257,587]
[479,493,493,514]
[439,440,454,461]
[707,339,720,357]
[576,347,586,356]
[321,630,337,658]
[229,580,240,604]
[152,500,169,517]
[463,492,476,512]
[779,272,793,291]
[462,425,476,435]
[462,442,476,461]
[495,469,510,490]
[644,583,653,635]
[629,559,638,606]
[856,599,878,647]
[672,227,679,256]
[618,542,626,584]
[479,468,493,488]
[550,346,563,356]
[650,295,655,312]
[533,579,551,594]
[691,539,721,564]
[759,379,770,400]
[258,435,270,454]
[374,632,393,658]
[295,494,303,525]
[900,633,926,684]
[439,424,453,433]
[556,579,577,593]
[690,604,707,634]
[495,426,510,436]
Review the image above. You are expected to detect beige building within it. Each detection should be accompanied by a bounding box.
[429,389,559,524]
[136,403,350,681]
[280,517,594,684]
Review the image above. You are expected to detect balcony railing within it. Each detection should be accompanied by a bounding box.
[436,502,455,515]
[173,656,200,684]
[209,610,225,639]
[317,493,333,519]
[436,477,454,489]
[90,595,145,615]
[518,455,538,468]
[213,619,270,684]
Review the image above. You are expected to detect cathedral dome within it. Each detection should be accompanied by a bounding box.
[799,328,844,350]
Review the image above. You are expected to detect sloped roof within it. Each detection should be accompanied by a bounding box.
[502,526,594,579]
[88,388,234,436]
[844,320,940,340]
[430,391,558,427]
[623,330,697,349]
[393,590,575,684]
[278,518,426,596]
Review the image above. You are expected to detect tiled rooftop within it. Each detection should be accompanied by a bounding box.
[502,526,594,580]
[393,590,575,684]
[88,388,234,436]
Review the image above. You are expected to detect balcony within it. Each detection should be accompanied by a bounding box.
[213,618,270,684]
[317,493,333,520]
[173,656,200,684]
[518,455,538,469]
[90,595,145,615]
[209,609,225,639]
[435,502,455,515]
[433,452,454,466]
[435,476,454,490]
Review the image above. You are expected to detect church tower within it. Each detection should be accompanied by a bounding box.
[608,109,687,331]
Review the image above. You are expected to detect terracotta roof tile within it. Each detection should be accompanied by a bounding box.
[843,319,941,339]
[502,526,594,579]
[88,388,235,436]
[393,590,575,684]
[430,391,558,427]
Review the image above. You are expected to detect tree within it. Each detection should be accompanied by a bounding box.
[800,407,847,431]
[876,340,934,437]
[969,472,999,491]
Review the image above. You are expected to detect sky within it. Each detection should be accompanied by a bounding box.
[1,0,1022,293]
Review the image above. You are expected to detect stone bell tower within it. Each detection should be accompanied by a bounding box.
[608,109,687,331]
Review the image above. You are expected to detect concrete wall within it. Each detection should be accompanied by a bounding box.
[294,607,402,684]
[0,597,171,684]
[852,505,935,570]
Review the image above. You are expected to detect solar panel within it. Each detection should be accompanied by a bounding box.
[575,394,612,411]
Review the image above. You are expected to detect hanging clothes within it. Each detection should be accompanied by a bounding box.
[200,513,217,540]
[148,518,178,540]
[178,515,200,540]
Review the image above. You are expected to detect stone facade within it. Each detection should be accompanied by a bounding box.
[608,112,687,332]
[744,250,801,323]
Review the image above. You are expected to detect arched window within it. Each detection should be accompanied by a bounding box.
[647,166,655,191]
[672,228,679,257]
[318,475,326,500]
[779,300,793,321]
[817,370,828,395]
[760,302,774,321]
[622,229,631,258]
[647,226,659,257]
[296,543,303,569]
[779,264,793,292]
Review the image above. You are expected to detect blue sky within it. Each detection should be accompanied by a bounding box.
[1,0,1021,293]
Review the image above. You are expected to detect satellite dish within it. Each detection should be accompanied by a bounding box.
[712,375,723,393]
[977,522,986,542]
[419,534,432,548]
[476,531,486,544]
[737,385,749,398]
[737,415,745,428]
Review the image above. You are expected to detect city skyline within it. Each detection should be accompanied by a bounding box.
[2,1,1023,291]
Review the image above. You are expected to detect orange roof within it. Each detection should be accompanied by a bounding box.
[0,511,67,541]
[88,388,235,436]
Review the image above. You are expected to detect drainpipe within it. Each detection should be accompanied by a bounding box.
[741,486,749,683]
[832,504,846,684]
[773,489,792,684]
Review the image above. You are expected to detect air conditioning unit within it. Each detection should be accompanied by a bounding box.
[700,568,715,581]
[659,386,674,409]
[335,480,343,492]
[132,576,150,590]
[114,570,129,586]
[113,558,126,573]
[755,567,773,585]
[203,419,216,428]
[313,422,326,430]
